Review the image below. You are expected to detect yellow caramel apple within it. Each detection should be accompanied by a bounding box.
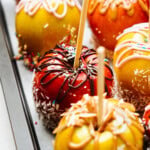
[15,0,80,69]
[53,94,144,150]
[113,23,150,112]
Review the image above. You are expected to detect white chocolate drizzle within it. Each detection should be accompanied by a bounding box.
[88,0,148,20]
[145,104,150,112]
[115,23,150,68]
[54,95,144,150]
[116,23,149,40]
[89,0,137,13]
[16,0,81,18]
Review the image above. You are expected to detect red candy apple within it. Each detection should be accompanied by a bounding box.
[32,44,113,129]
[143,104,150,137]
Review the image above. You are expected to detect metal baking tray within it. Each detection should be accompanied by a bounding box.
[0,0,92,149]
[0,0,51,149]
[0,3,38,150]
[1,0,150,150]
[3,0,148,150]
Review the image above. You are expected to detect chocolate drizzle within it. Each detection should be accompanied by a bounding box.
[36,44,113,104]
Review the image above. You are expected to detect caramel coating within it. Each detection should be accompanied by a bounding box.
[16,0,80,55]
[113,23,150,112]
[54,95,144,150]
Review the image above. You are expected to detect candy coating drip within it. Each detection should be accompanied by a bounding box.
[88,0,148,20]
[16,0,81,18]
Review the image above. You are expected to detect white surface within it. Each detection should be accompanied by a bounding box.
[0,81,16,150]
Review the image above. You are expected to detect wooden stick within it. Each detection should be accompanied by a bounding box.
[74,0,89,69]
[97,47,105,126]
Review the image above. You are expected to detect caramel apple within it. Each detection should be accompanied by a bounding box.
[32,44,113,130]
[15,0,81,70]
[113,23,150,112]
[87,0,149,59]
[54,94,144,150]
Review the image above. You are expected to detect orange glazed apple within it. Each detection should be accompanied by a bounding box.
[53,94,144,150]
[113,23,150,112]
[15,0,81,70]
[87,0,149,58]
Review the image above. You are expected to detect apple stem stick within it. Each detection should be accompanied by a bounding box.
[74,0,89,69]
[97,47,105,127]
